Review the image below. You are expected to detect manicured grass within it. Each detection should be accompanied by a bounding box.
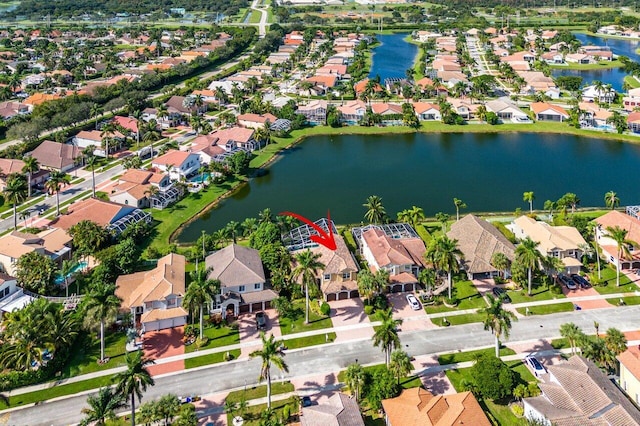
[248,10,262,24]
[621,296,640,305]
[506,284,565,304]
[431,313,485,326]
[438,347,516,365]
[184,349,241,369]
[516,302,575,316]
[185,324,239,353]
[62,333,128,378]
[549,59,623,70]
[550,337,570,350]
[225,381,294,404]
[626,75,640,89]
[338,364,422,390]
[425,280,486,313]
[283,332,336,349]
[592,267,637,294]
[227,397,295,426]
[277,300,332,335]
[415,223,432,244]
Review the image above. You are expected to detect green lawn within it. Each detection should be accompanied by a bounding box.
[506,284,565,304]
[425,280,486,314]
[592,267,637,294]
[184,349,241,369]
[62,332,128,378]
[227,397,295,426]
[248,10,262,24]
[225,381,294,404]
[549,59,623,70]
[516,302,575,316]
[338,364,422,390]
[438,347,516,365]
[431,313,485,326]
[550,337,570,350]
[625,75,640,89]
[185,323,239,353]
[621,296,640,306]
[283,332,336,349]
[277,300,333,335]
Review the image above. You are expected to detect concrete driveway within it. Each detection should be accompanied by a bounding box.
[237,309,281,357]
[329,298,374,342]
[387,293,435,331]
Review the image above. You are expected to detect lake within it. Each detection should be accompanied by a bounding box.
[369,33,418,81]
[177,132,640,242]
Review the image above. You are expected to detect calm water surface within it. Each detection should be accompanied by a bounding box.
[178,132,640,242]
[368,33,418,81]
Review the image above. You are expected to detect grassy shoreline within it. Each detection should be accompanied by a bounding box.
[549,59,623,70]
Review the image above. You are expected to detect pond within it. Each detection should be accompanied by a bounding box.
[177,132,640,242]
[369,33,418,81]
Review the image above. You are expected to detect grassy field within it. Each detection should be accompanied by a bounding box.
[438,347,516,365]
[625,75,640,89]
[516,302,575,316]
[225,381,294,403]
[62,333,128,378]
[184,323,239,353]
[431,313,485,326]
[506,284,565,304]
[277,300,333,335]
[549,59,623,70]
[592,266,637,294]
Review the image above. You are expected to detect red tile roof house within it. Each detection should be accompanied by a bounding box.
[151,149,201,181]
[116,253,188,332]
[337,100,367,125]
[595,210,640,271]
[370,103,404,125]
[188,134,227,165]
[208,126,259,152]
[530,102,570,122]
[112,115,139,138]
[73,130,126,157]
[29,140,81,172]
[0,158,25,191]
[628,112,640,134]
[165,95,207,123]
[412,102,441,121]
[237,113,277,130]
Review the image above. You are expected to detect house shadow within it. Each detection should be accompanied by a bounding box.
[420,373,452,395]
[143,327,184,358]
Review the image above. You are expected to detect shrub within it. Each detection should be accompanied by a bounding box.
[511,404,524,417]
[550,284,563,295]
[364,305,374,315]
[185,324,199,338]
[282,404,291,421]
[320,302,331,316]
[470,354,516,400]
[373,294,388,310]
[444,297,458,306]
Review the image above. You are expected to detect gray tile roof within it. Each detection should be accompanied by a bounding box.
[301,393,364,426]
[205,244,266,288]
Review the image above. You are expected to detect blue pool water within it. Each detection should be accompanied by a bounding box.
[55,261,88,285]
[190,173,211,184]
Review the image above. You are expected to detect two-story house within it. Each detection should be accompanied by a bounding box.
[109,169,172,209]
[595,209,640,271]
[115,253,187,332]
[0,229,72,276]
[151,149,201,181]
[297,100,327,126]
[510,216,586,274]
[205,244,277,319]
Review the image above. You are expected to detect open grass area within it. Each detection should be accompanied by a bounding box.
[425,279,486,314]
[278,300,332,335]
[283,332,336,350]
[185,323,239,353]
[438,347,516,365]
[506,284,565,304]
[592,267,637,294]
[248,10,262,24]
[62,332,127,378]
[516,302,575,316]
[431,312,485,326]
[227,397,295,426]
[625,75,640,89]
[184,349,241,369]
[549,59,623,70]
[621,296,640,305]
[226,381,294,404]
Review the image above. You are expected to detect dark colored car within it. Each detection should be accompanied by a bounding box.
[492,287,512,304]
[571,274,591,289]
[255,311,267,330]
[558,274,577,290]
[301,396,312,407]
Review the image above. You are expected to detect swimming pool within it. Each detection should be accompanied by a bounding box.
[190,173,210,184]
[55,261,88,285]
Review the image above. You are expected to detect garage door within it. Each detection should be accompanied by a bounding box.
[338,292,348,300]
[326,293,337,302]
[239,304,250,314]
[350,290,359,298]
[251,302,263,312]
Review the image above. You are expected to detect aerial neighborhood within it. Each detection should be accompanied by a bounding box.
[1,1,640,425]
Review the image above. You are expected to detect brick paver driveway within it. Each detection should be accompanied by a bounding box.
[237,309,281,357]
[143,326,185,375]
[562,286,613,309]
[387,293,435,331]
[329,298,374,342]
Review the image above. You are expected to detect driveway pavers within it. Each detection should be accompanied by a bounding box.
[329,298,374,342]
[411,355,455,395]
[387,293,435,331]
[237,309,281,358]
[196,392,227,426]
[562,286,613,309]
[143,326,185,375]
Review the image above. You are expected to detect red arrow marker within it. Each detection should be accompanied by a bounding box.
[279,210,337,251]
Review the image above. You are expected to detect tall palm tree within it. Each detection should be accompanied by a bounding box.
[113,350,155,426]
[427,235,462,299]
[560,322,584,355]
[249,332,289,409]
[363,195,386,224]
[481,295,517,357]
[82,146,98,198]
[605,226,635,287]
[372,308,403,366]
[291,250,325,324]
[21,156,39,198]
[183,267,220,338]
[82,283,122,362]
[490,252,511,278]
[344,363,365,401]
[604,327,627,358]
[515,237,542,295]
[100,122,117,159]
[4,173,28,230]
[357,268,376,304]
[225,221,243,244]
[523,191,535,214]
[142,120,161,158]
[389,349,412,385]
[453,197,466,221]
[80,387,127,426]
[45,170,71,217]
[90,104,103,130]
[543,199,555,220]
[604,190,620,210]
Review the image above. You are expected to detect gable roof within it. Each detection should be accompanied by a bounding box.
[530,102,569,117]
[30,140,81,170]
[382,388,491,426]
[152,149,194,167]
[362,228,426,269]
[116,253,186,308]
[0,158,26,176]
[447,215,515,274]
[50,198,133,230]
[205,244,266,288]
[291,234,358,277]
[596,210,640,247]
[301,393,364,426]
[514,216,587,253]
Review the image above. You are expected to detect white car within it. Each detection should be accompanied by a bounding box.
[525,355,547,378]
[406,294,421,310]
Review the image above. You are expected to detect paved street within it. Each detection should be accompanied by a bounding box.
[6,305,640,425]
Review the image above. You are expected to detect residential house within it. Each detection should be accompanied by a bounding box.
[353,223,426,292]
[301,393,364,426]
[579,102,613,127]
[0,229,72,276]
[541,52,564,65]
[565,53,591,64]
[353,79,384,97]
[594,209,640,270]
[30,140,81,172]
[0,273,19,309]
[518,71,557,94]
[619,346,640,404]
[629,112,640,133]
[447,215,516,279]
[623,87,640,112]
[237,113,277,130]
[530,102,569,122]
[297,100,327,125]
[165,95,206,122]
[337,100,367,125]
[188,134,227,165]
[485,98,529,122]
[0,158,26,191]
[0,101,29,120]
[152,149,201,181]
[73,130,126,157]
[448,98,478,120]
[582,84,616,103]
[524,356,640,426]
[112,116,139,138]
[205,244,277,318]
[116,253,188,332]
[370,103,403,125]
[381,387,491,426]
[511,216,587,274]
[208,126,259,152]
[110,168,176,210]
[412,102,441,121]
[22,93,61,111]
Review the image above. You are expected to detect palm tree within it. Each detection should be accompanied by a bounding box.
[515,237,542,296]
[481,295,517,357]
[389,349,412,385]
[80,387,127,426]
[363,195,386,224]
[183,267,220,338]
[45,170,71,217]
[453,197,466,221]
[142,120,161,158]
[490,252,511,278]
[113,351,155,426]
[604,190,620,210]
[372,308,403,366]
[606,226,635,287]
[226,221,243,244]
[249,332,289,409]
[560,322,584,355]
[90,104,103,130]
[291,250,325,324]
[100,122,117,159]
[427,235,462,299]
[344,363,365,401]
[523,191,535,214]
[604,328,627,358]
[543,199,556,220]
[357,268,376,304]
[4,173,28,230]
[83,146,98,198]
[21,156,39,198]
[82,283,121,362]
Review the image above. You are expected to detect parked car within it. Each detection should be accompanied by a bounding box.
[301,396,312,407]
[406,294,421,310]
[571,274,591,289]
[492,287,512,304]
[524,355,547,377]
[255,311,267,330]
[558,274,577,290]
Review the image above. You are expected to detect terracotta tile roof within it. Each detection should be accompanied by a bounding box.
[237,113,277,124]
[23,93,61,106]
[381,388,491,426]
[0,158,26,175]
[152,149,192,167]
[37,228,72,254]
[119,169,153,184]
[111,182,150,201]
[362,228,426,270]
[30,140,81,170]
[514,216,586,254]
[205,244,266,288]
[116,253,186,309]
[596,210,640,253]
[353,79,383,94]
[306,74,338,88]
[50,198,129,230]
[530,102,569,117]
[293,234,358,276]
[412,102,440,114]
[112,115,138,133]
[0,232,44,259]
[140,306,188,323]
[628,112,640,125]
[371,103,402,115]
[208,127,255,144]
[447,214,515,274]
[618,346,640,380]
[301,392,364,426]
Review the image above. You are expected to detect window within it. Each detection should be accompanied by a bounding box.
[342,272,350,280]
[254,283,261,290]
[239,285,245,292]
[324,274,331,281]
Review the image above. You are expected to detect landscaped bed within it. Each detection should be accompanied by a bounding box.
[425,279,487,314]
[277,300,332,335]
[184,323,239,353]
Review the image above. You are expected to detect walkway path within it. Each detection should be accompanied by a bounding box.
[249,0,269,38]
